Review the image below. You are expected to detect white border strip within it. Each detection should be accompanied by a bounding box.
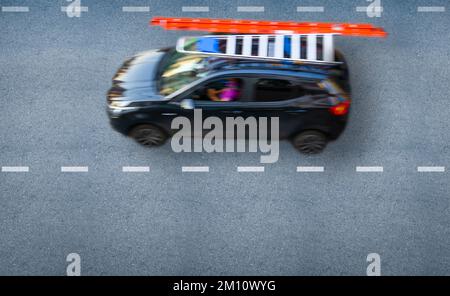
[356,166,383,172]
[182,6,209,12]
[237,166,264,172]
[297,166,324,172]
[122,6,150,12]
[2,166,29,172]
[237,6,265,12]
[417,6,445,12]
[61,166,89,173]
[297,6,324,12]
[122,166,150,172]
[182,166,209,172]
[417,166,445,172]
[1,6,29,12]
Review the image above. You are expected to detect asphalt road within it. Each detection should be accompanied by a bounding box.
[0,0,449,275]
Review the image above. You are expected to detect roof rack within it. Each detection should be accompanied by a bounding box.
[176,34,337,64]
[151,17,387,64]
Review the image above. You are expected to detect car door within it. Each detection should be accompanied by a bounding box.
[170,75,254,138]
[245,76,322,139]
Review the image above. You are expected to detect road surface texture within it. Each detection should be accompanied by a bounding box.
[0,0,449,275]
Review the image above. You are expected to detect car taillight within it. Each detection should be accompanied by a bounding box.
[329,99,350,116]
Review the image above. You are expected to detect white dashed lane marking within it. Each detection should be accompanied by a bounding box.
[182,166,209,172]
[355,6,367,12]
[1,4,449,15]
[297,166,325,172]
[356,166,384,172]
[417,166,445,172]
[61,166,89,173]
[122,6,150,12]
[1,166,29,172]
[122,166,150,172]
[297,6,324,12]
[0,165,448,173]
[182,6,209,12]
[417,6,446,12]
[1,6,29,12]
[237,166,265,172]
[237,6,265,12]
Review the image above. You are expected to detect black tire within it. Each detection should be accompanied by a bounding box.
[129,124,167,147]
[292,131,328,155]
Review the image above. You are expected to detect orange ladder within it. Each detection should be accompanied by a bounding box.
[150,16,387,38]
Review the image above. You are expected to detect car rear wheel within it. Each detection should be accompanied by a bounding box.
[292,131,328,154]
[129,124,167,147]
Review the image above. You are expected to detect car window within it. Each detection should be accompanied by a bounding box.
[253,78,303,102]
[252,78,325,102]
[159,52,211,96]
[191,78,243,102]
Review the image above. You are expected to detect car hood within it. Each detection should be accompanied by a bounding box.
[108,49,166,102]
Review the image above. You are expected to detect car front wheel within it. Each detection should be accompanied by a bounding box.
[292,130,328,154]
[129,124,167,147]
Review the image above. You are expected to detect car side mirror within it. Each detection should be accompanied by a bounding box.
[180,99,195,110]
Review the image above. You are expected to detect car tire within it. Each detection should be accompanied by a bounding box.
[129,124,167,147]
[292,130,328,154]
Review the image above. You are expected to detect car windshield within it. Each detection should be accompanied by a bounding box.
[159,51,212,96]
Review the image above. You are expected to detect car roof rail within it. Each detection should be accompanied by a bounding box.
[151,17,387,65]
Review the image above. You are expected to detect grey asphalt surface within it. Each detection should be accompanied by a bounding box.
[0,0,449,275]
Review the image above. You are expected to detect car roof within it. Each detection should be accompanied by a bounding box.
[161,48,342,81]
[203,56,337,80]
[206,68,327,81]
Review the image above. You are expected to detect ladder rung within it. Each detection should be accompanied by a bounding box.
[242,35,252,56]
[323,34,334,62]
[258,35,268,57]
[307,35,317,60]
[226,35,236,54]
[274,35,284,58]
[290,35,300,59]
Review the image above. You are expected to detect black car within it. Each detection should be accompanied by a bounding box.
[107,47,351,154]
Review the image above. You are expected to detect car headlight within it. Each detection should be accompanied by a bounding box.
[108,101,138,117]
[109,101,133,108]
